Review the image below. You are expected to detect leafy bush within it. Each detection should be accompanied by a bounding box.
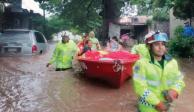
[152,8,169,21]
[174,25,184,37]
[168,26,194,58]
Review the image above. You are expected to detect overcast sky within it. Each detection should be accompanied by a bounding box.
[22,0,43,15]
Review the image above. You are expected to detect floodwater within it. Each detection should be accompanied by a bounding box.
[0,43,193,112]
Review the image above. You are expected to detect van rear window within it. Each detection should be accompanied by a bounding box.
[0,31,30,41]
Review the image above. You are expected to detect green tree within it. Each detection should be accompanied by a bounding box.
[34,0,127,41]
[131,0,173,15]
[131,0,194,23]
[168,26,194,58]
[130,0,171,21]
[173,0,194,24]
[152,7,169,21]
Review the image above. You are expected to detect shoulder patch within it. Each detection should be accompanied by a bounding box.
[134,66,140,72]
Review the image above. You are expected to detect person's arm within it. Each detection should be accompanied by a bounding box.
[47,43,59,67]
[79,45,91,56]
[133,60,160,105]
[96,39,101,50]
[118,43,122,51]
[169,60,185,96]
[105,42,111,51]
[77,47,85,56]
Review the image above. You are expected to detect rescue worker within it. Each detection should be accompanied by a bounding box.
[88,31,101,50]
[131,31,156,59]
[133,32,185,112]
[46,34,78,71]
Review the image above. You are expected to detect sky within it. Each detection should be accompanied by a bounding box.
[22,0,43,15]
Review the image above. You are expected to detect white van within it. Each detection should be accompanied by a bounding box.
[0,29,48,56]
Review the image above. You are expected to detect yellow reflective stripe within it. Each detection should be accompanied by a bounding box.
[177,73,184,80]
[167,80,174,85]
[147,80,160,86]
[167,73,184,86]
[175,83,182,89]
[134,74,160,86]
[133,74,146,80]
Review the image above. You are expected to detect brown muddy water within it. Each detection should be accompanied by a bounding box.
[0,43,193,112]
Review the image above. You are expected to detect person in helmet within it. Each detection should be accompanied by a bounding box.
[131,31,156,59]
[46,35,78,71]
[133,32,185,112]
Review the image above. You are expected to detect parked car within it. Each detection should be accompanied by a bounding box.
[0,29,48,56]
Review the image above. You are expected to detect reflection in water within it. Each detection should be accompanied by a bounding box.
[0,64,26,112]
[0,55,50,112]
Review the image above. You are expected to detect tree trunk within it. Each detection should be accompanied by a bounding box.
[100,0,118,44]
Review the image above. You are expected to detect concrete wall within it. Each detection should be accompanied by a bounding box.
[169,9,194,38]
[108,23,120,38]
[151,21,169,36]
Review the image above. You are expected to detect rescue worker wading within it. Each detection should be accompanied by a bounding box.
[47,35,78,71]
[133,32,185,112]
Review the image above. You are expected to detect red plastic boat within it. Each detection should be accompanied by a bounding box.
[78,51,139,88]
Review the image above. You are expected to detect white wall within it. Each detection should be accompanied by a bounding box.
[108,23,120,38]
[169,9,190,38]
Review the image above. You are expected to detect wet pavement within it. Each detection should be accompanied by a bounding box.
[0,43,194,112]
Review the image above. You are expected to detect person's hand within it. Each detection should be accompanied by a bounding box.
[166,89,178,102]
[46,63,51,67]
[163,89,178,103]
[155,102,169,112]
[97,43,101,50]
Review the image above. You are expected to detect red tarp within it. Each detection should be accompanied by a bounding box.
[84,51,139,61]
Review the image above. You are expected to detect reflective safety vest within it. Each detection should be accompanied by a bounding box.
[49,40,78,69]
[133,56,185,112]
[131,44,150,60]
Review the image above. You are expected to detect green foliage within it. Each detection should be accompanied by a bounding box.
[152,8,169,21]
[173,0,194,20]
[131,0,194,22]
[131,0,172,15]
[131,0,171,21]
[34,0,126,35]
[168,26,194,58]
[45,16,67,39]
[131,0,153,15]
[174,25,184,37]
[146,19,153,26]
[47,16,67,31]
[32,15,68,40]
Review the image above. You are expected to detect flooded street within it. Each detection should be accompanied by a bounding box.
[0,43,194,112]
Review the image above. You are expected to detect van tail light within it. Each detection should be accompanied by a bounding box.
[32,45,38,53]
